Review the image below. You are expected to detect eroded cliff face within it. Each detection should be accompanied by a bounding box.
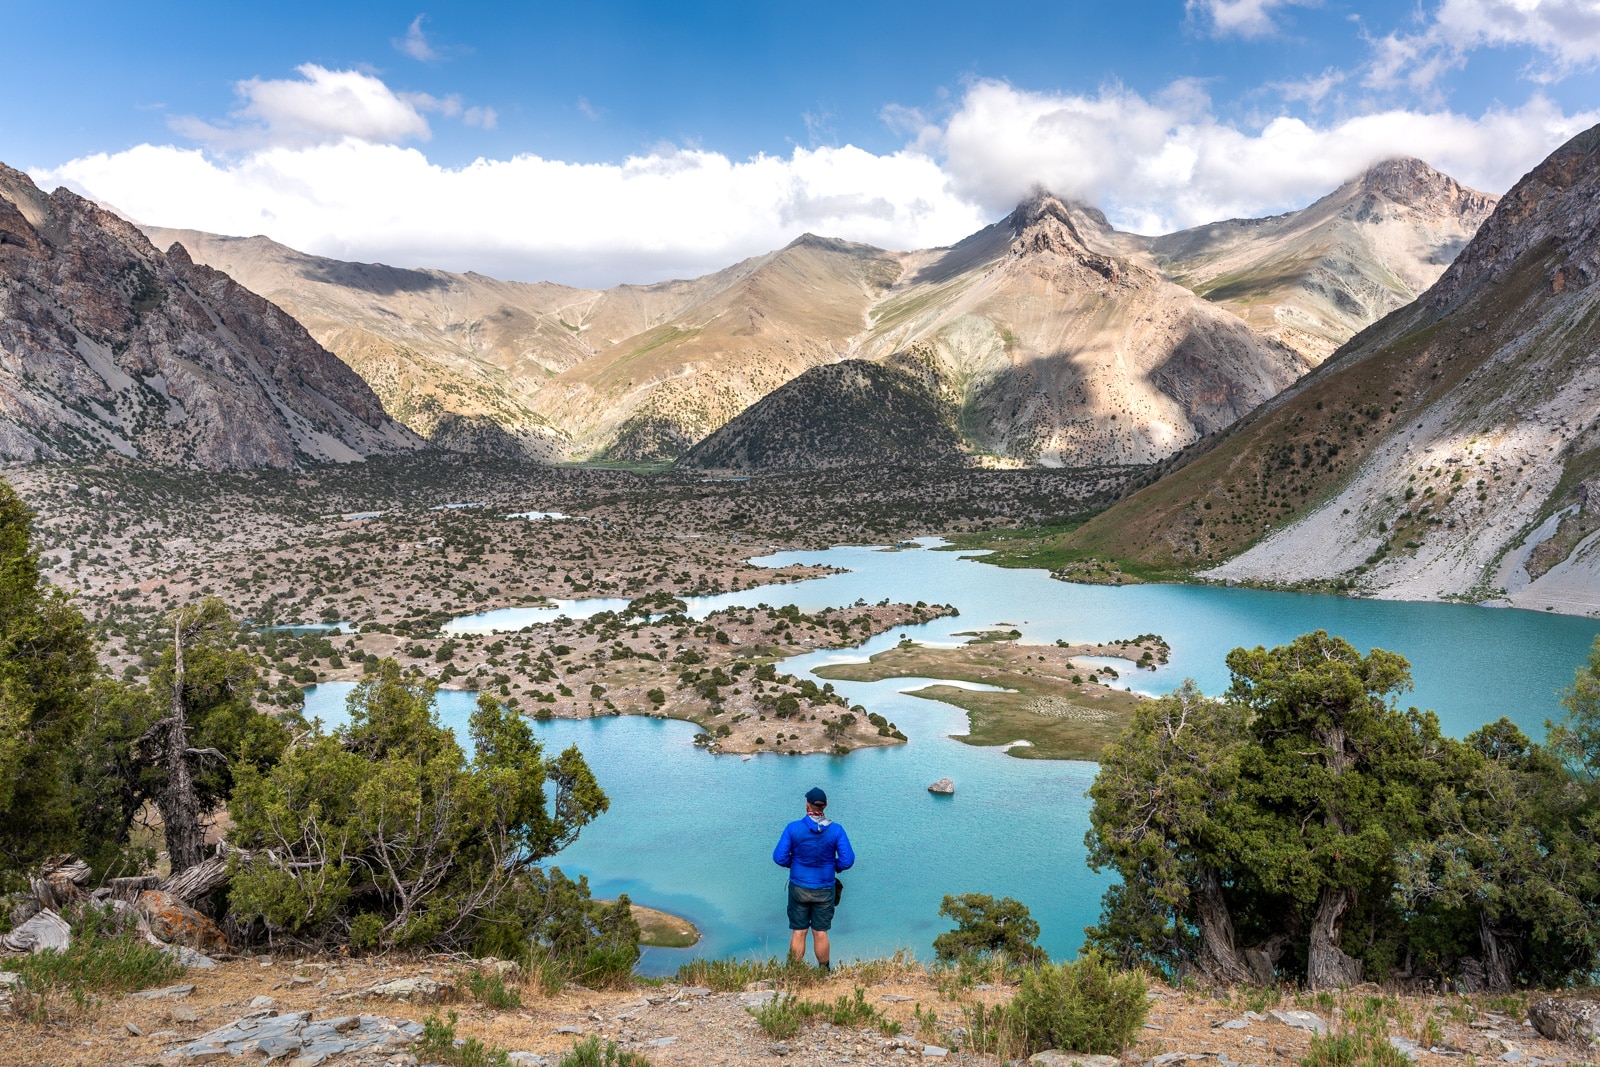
[0,166,421,469]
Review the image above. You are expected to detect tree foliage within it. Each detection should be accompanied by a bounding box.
[0,482,98,884]
[933,893,1045,962]
[227,661,611,951]
[1088,630,1600,990]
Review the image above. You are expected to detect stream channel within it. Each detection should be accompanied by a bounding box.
[304,539,1600,974]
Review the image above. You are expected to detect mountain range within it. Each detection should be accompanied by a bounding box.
[1062,124,1600,612]
[138,158,1495,468]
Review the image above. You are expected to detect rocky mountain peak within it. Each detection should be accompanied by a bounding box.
[1004,189,1122,268]
[1355,157,1458,202]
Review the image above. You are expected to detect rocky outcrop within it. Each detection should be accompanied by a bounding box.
[0,165,422,469]
[1530,994,1600,1044]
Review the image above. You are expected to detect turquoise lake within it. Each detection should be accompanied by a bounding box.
[304,540,1600,974]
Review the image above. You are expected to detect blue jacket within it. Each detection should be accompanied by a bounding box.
[773,814,854,889]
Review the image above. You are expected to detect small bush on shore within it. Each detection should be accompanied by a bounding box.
[933,893,1045,963]
[963,952,1147,1058]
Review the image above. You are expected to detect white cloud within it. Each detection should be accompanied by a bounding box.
[395,15,437,62]
[937,79,1598,231]
[35,69,1600,287]
[463,106,497,129]
[1368,0,1600,89]
[1270,68,1348,107]
[38,141,989,288]
[1186,0,1315,38]
[171,64,435,149]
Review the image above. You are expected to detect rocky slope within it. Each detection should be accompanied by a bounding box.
[678,359,967,470]
[1,168,420,469]
[1062,124,1600,613]
[139,227,769,459]
[850,193,1311,465]
[146,162,1489,468]
[1146,159,1498,364]
[542,235,904,460]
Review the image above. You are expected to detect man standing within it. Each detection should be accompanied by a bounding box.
[773,786,854,970]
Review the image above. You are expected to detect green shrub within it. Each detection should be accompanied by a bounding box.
[1004,953,1147,1055]
[464,968,523,1010]
[11,905,184,1017]
[417,1012,511,1067]
[557,1035,652,1067]
[932,894,1045,963]
[964,953,1147,1058]
[746,988,900,1039]
[1299,1029,1412,1067]
[748,993,807,1039]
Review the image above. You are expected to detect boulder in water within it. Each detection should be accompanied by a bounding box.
[928,778,955,795]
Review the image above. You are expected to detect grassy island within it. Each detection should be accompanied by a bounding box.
[814,633,1166,759]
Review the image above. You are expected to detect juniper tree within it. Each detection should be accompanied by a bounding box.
[0,480,97,884]
[1085,680,1255,981]
[228,661,610,950]
[1227,631,1446,989]
[1397,718,1600,990]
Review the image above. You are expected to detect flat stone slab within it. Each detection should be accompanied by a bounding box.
[131,984,196,1000]
[1029,1053,1120,1067]
[1269,1009,1329,1035]
[163,1012,422,1063]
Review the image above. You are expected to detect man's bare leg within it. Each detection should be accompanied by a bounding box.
[813,931,830,968]
[790,929,807,961]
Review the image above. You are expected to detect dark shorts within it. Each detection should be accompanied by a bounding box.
[787,882,836,931]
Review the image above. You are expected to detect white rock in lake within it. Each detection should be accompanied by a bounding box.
[928,778,955,795]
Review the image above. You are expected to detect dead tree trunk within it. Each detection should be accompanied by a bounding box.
[156,612,205,875]
[1480,911,1521,992]
[1194,865,1253,983]
[1307,885,1362,989]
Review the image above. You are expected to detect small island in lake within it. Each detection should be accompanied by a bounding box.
[814,632,1168,760]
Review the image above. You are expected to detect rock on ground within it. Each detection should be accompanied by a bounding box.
[1530,995,1600,1044]
[162,1010,418,1065]
[135,890,227,954]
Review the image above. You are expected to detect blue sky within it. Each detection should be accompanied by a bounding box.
[6,0,1600,285]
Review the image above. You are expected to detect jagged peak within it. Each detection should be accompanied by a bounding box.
[1008,188,1111,237]
[1341,157,1493,211]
